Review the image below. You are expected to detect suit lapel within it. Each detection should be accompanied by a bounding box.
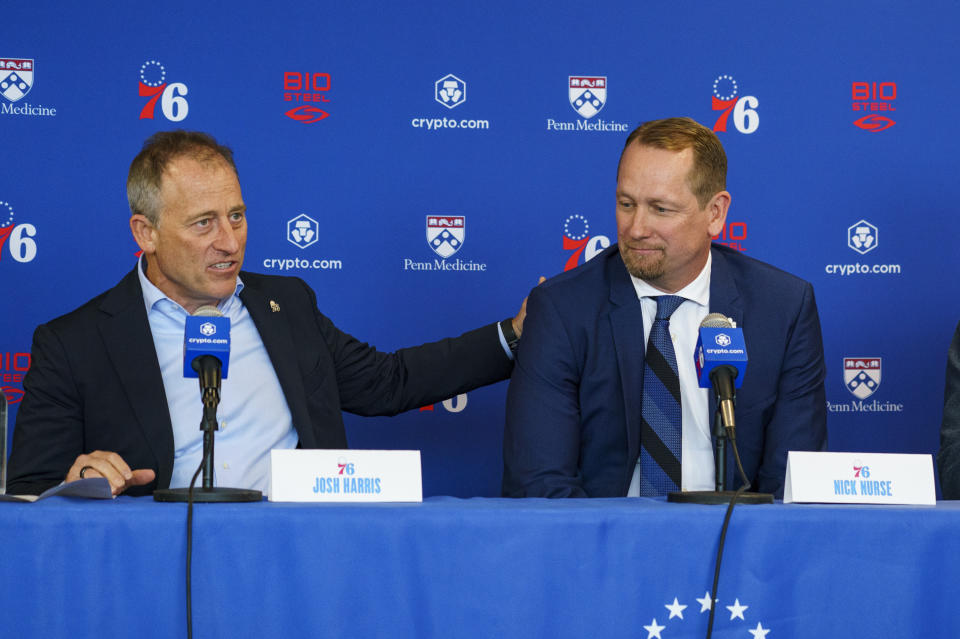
[240,280,314,446]
[606,253,646,482]
[97,267,175,486]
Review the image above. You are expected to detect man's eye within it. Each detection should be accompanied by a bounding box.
[195,218,210,227]
[230,212,244,223]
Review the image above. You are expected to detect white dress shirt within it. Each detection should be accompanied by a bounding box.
[627,253,714,495]
[137,258,298,492]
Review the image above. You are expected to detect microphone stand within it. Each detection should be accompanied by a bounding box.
[668,404,773,504]
[154,356,261,503]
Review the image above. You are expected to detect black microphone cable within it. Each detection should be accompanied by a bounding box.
[704,427,752,639]
[184,440,212,639]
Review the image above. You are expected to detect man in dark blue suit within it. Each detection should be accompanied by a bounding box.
[7,131,523,496]
[503,117,826,499]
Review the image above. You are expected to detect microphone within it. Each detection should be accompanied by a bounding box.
[156,305,260,502]
[671,314,770,504]
[183,306,230,408]
[694,313,747,436]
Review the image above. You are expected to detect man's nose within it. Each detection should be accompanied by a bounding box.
[214,220,241,253]
[626,210,652,238]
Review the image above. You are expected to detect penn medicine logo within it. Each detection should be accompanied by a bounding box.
[844,358,881,399]
[1,57,56,117]
[426,215,464,258]
[0,58,33,102]
[828,357,902,413]
[403,215,486,273]
[547,76,628,133]
[569,76,605,119]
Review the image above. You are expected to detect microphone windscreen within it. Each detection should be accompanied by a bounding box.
[700,313,734,329]
[193,305,223,317]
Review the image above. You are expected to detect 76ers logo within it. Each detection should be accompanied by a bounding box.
[844,358,881,399]
[426,215,465,258]
[711,75,759,134]
[0,201,38,263]
[563,214,610,271]
[139,60,189,121]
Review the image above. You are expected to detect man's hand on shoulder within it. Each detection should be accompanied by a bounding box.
[512,276,547,337]
[67,451,156,496]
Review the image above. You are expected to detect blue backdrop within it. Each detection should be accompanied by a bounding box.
[2,1,957,497]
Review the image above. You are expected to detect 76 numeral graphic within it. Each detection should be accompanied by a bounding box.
[139,82,189,121]
[138,60,189,121]
[0,224,38,263]
[711,75,759,134]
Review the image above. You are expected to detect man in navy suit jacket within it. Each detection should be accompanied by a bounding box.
[7,131,521,496]
[503,118,826,499]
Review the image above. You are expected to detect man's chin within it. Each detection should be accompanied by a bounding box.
[620,249,665,282]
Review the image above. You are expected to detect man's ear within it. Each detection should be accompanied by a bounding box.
[706,191,731,238]
[130,215,157,254]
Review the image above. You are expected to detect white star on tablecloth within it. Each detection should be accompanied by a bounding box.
[664,597,687,620]
[749,622,770,638]
[643,618,666,639]
[726,598,749,620]
[696,591,714,612]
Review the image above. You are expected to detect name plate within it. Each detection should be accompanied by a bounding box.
[269,449,422,503]
[783,451,935,505]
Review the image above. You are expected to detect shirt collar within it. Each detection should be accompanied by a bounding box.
[137,254,244,317]
[628,250,711,307]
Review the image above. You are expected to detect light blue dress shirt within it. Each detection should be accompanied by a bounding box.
[137,259,298,492]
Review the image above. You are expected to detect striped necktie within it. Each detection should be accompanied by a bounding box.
[639,295,685,496]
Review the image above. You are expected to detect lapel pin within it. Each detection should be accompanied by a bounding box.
[270,300,280,313]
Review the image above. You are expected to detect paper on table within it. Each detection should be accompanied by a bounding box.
[0,477,114,502]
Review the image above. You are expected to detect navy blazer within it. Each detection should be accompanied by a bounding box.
[937,321,960,498]
[503,244,827,498]
[8,268,512,496]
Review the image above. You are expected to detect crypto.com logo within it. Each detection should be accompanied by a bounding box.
[852,82,896,132]
[0,58,33,102]
[435,74,466,109]
[287,214,319,249]
[562,214,610,271]
[847,219,878,255]
[284,72,330,123]
[0,201,38,263]
[710,75,759,134]
[139,60,188,121]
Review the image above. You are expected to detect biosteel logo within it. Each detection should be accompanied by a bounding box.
[852,82,896,132]
[284,72,331,123]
